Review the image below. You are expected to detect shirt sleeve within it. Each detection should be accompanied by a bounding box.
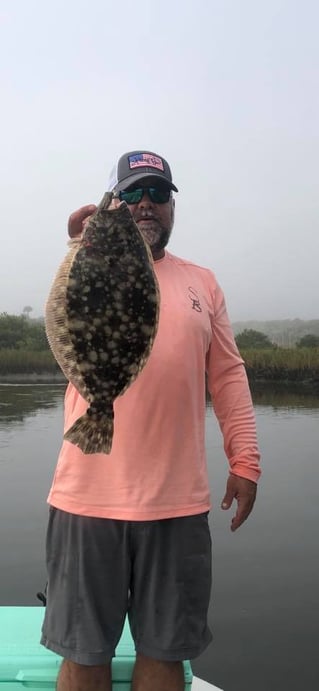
[205,276,261,483]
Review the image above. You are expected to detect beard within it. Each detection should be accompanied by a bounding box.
[134,213,172,255]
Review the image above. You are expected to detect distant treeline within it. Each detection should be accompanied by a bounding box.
[232,319,319,347]
[0,312,318,385]
[0,313,61,379]
[0,312,47,351]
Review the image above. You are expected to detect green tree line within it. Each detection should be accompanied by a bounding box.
[235,330,319,385]
[0,313,59,376]
[235,329,319,350]
[2,315,318,353]
[232,319,319,347]
[0,314,318,383]
[0,313,48,350]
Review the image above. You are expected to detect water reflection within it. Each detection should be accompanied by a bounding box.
[0,383,318,690]
[0,384,66,428]
[251,382,319,410]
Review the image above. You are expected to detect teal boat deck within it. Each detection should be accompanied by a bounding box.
[0,606,222,690]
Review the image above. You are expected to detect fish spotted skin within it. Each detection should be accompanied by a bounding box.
[45,192,160,454]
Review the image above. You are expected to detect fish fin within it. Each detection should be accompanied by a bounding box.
[64,412,114,455]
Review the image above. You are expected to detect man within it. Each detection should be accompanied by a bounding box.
[41,150,261,691]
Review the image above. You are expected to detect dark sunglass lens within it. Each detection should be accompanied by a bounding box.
[119,187,171,204]
[119,189,143,204]
[149,187,171,203]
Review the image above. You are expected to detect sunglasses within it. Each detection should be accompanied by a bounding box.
[118,186,171,205]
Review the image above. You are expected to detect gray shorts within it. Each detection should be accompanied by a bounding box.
[41,508,212,665]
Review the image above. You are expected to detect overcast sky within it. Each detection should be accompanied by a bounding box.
[1,0,318,321]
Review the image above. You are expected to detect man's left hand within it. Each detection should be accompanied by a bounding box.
[221,474,257,532]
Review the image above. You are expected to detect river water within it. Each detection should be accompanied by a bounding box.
[0,383,318,691]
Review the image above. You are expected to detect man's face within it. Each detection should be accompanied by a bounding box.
[119,179,175,260]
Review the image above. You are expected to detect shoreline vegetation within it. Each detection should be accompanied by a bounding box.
[0,348,318,388]
[1,314,318,387]
[242,347,319,386]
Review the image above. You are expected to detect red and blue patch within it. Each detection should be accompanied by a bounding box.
[128,153,164,171]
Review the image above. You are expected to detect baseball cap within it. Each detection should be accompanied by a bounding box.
[108,150,178,194]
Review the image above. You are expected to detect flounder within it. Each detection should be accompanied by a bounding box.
[45,192,159,455]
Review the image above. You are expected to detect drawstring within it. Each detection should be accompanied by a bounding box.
[36,582,47,606]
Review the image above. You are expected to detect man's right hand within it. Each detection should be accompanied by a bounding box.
[68,204,97,238]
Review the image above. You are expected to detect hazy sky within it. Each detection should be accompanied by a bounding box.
[1,0,318,321]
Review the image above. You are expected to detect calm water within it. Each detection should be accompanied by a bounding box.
[0,383,318,691]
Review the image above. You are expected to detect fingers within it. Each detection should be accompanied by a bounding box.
[68,204,97,238]
[221,474,257,532]
[109,196,121,210]
[221,487,235,511]
[230,494,255,532]
[221,472,238,512]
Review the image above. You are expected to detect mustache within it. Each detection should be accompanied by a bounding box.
[134,210,159,223]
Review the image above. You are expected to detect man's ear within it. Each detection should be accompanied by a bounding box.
[171,197,175,223]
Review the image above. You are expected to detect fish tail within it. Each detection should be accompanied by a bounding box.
[64,411,114,455]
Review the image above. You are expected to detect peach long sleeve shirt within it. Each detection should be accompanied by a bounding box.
[47,251,261,520]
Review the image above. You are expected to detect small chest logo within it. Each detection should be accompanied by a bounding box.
[188,286,202,312]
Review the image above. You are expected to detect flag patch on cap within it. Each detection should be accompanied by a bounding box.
[128,153,164,171]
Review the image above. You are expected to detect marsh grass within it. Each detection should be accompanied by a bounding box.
[241,347,319,383]
[0,349,60,374]
[0,347,318,384]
